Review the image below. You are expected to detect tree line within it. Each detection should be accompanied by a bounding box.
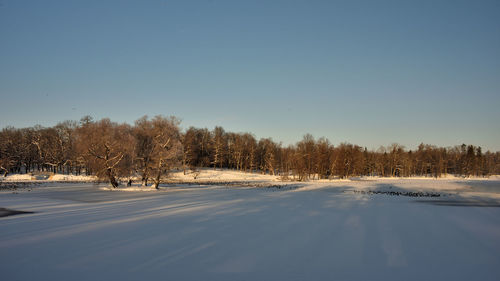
[1,115,499,187]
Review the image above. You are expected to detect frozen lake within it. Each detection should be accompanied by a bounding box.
[1,179,500,281]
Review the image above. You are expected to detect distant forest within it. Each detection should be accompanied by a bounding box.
[1,115,499,187]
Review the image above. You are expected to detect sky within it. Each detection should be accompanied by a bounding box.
[0,0,499,151]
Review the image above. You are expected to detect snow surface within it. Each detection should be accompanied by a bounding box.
[1,175,500,281]
[48,174,97,182]
[168,168,280,182]
[1,174,33,181]
[1,173,96,182]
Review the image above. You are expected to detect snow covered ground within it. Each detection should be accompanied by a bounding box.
[0,168,276,183]
[1,175,500,281]
[169,168,281,182]
[0,173,96,182]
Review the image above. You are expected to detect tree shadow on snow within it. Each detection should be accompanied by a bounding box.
[0,207,35,218]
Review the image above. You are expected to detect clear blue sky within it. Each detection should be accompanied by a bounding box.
[1,0,499,151]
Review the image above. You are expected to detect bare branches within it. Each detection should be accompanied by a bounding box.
[133,116,182,189]
[1,116,499,182]
[75,119,134,187]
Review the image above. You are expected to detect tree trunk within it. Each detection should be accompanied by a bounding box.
[107,168,119,188]
[1,167,8,177]
[141,167,148,186]
[152,171,161,189]
[152,160,163,190]
[141,157,150,186]
[183,156,187,175]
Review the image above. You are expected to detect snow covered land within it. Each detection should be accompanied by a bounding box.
[1,171,500,281]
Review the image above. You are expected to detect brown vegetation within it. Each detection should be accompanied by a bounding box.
[1,116,499,186]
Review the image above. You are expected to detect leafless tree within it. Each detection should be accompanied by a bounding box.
[211,126,226,170]
[75,118,134,187]
[147,116,182,189]
[2,116,499,181]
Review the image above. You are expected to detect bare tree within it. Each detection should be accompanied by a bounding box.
[75,118,134,187]
[315,137,332,179]
[134,116,155,186]
[257,138,277,175]
[182,127,200,174]
[211,126,226,170]
[2,116,500,180]
[0,127,19,176]
[147,116,182,189]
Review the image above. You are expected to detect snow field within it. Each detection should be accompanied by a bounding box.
[1,177,500,280]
